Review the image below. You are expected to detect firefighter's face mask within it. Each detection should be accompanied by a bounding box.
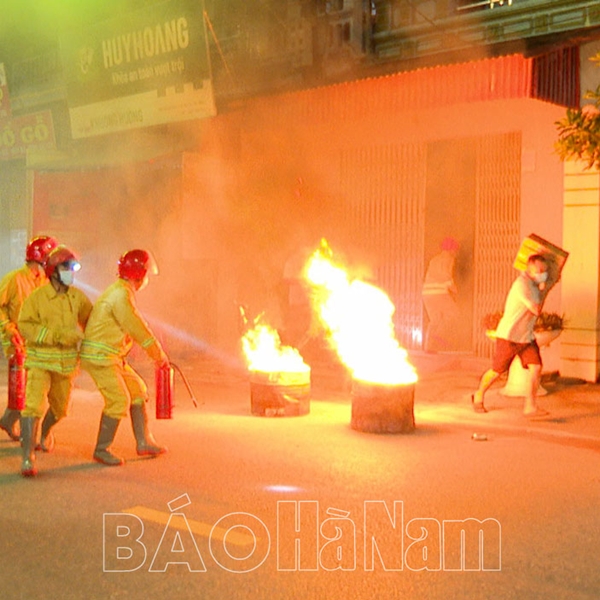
[57,260,80,286]
[58,268,74,286]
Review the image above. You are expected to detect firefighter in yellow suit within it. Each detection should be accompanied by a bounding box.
[80,249,169,466]
[0,235,57,440]
[421,237,461,353]
[18,246,93,477]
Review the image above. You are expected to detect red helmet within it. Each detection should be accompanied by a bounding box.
[441,236,460,252]
[117,249,158,280]
[26,235,58,264]
[44,246,80,279]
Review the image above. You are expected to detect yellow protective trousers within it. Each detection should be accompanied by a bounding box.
[22,367,75,419]
[83,361,147,420]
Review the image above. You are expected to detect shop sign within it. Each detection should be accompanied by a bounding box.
[0,110,56,160]
[0,63,10,119]
[61,0,216,138]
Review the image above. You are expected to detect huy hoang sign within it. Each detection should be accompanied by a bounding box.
[60,0,215,138]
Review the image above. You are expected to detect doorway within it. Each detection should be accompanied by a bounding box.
[424,137,476,352]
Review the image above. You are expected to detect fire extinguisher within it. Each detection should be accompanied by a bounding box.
[155,362,199,419]
[8,351,26,411]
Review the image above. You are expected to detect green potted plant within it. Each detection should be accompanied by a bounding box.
[482,311,564,345]
[555,50,600,170]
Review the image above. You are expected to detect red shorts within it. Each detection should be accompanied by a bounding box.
[492,338,542,374]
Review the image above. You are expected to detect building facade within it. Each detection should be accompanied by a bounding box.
[1,0,599,377]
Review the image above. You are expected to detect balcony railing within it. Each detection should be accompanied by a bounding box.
[373,0,600,63]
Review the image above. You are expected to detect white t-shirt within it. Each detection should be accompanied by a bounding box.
[495,273,540,343]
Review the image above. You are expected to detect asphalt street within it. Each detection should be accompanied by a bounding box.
[0,351,599,599]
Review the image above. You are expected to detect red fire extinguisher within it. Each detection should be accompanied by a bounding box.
[155,362,199,419]
[8,352,26,411]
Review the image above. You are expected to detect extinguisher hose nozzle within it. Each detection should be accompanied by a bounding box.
[171,363,203,407]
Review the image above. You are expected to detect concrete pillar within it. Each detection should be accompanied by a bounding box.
[560,160,600,382]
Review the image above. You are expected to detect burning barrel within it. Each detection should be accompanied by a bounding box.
[249,370,311,417]
[303,240,419,433]
[351,379,415,434]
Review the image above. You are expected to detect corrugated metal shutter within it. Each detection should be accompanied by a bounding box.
[340,142,426,348]
[256,54,534,125]
[473,131,522,357]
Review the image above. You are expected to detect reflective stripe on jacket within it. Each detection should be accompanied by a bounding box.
[18,283,93,374]
[422,251,456,296]
[422,280,454,295]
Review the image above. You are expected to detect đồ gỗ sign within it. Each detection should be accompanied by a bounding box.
[0,110,56,161]
[60,0,216,139]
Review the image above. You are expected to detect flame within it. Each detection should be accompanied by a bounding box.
[241,319,310,374]
[304,240,417,385]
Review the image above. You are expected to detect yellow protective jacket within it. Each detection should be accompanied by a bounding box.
[80,279,165,366]
[0,265,47,357]
[422,251,457,296]
[18,283,93,374]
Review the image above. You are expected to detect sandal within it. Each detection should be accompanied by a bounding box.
[524,408,550,419]
[471,394,488,414]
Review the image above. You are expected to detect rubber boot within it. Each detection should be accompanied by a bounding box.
[130,403,167,457]
[0,408,21,441]
[35,409,59,453]
[93,415,124,466]
[20,416,40,477]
